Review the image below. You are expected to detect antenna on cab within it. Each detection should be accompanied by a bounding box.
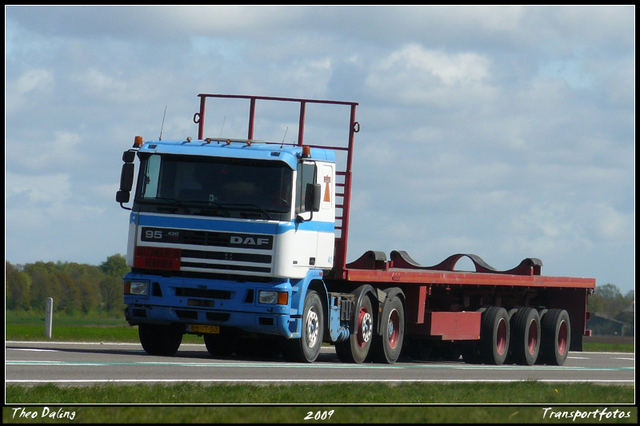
[159,105,168,141]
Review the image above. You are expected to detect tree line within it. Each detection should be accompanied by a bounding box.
[6,254,129,316]
[586,283,634,336]
[587,283,634,318]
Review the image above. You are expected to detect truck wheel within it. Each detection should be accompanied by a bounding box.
[335,294,374,363]
[510,307,540,365]
[479,307,510,365]
[540,309,571,365]
[139,324,183,356]
[284,290,324,362]
[204,331,234,357]
[376,295,405,364]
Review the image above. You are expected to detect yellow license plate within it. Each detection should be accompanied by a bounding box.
[188,324,220,334]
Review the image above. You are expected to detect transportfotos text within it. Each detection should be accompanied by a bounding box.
[541,407,631,421]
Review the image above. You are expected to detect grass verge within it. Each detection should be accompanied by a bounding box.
[5,382,635,404]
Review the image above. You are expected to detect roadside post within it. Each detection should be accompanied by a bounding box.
[45,297,53,339]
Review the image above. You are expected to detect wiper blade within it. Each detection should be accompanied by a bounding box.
[222,203,272,220]
[142,197,191,213]
[139,198,271,219]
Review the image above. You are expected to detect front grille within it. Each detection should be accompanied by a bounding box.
[181,262,271,274]
[182,249,271,264]
[183,231,228,246]
[138,226,275,276]
[141,227,273,250]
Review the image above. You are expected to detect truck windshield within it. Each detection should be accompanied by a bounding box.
[135,154,293,219]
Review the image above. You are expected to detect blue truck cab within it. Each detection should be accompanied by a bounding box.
[119,137,340,359]
[117,94,365,362]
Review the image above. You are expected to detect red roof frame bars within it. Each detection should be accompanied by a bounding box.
[194,94,360,273]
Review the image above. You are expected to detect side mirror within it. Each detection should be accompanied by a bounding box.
[298,183,321,223]
[305,183,321,213]
[118,163,135,193]
[116,190,130,204]
[116,159,135,208]
[122,150,136,163]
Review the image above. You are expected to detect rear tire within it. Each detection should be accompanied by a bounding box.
[335,294,374,363]
[510,308,540,365]
[479,307,510,365]
[540,309,571,365]
[139,324,183,356]
[374,295,405,364]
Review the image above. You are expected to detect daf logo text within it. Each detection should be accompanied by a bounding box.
[230,236,271,247]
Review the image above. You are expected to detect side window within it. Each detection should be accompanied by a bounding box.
[296,162,316,214]
[141,154,161,198]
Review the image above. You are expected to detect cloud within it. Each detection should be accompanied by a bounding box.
[6,172,72,205]
[76,68,145,103]
[7,131,85,173]
[6,69,55,115]
[365,44,498,107]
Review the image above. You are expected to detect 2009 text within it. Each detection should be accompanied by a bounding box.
[304,410,335,421]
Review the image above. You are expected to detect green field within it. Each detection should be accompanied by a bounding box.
[5,312,636,423]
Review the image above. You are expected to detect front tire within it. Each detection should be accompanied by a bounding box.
[203,330,234,357]
[139,324,183,356]
[284,290,324,363]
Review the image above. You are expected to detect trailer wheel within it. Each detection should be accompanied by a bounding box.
[335,294,374,363]
[284,290,324,362]
[479,307,510,365]
[540,309,571,365]
[139,324,183,356]
[376,295,405,364]
[510,308,540,365]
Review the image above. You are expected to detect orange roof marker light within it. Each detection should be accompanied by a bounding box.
[302,145,311,158]
[133,136,143,148]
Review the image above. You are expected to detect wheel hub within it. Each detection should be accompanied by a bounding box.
[306,309,319,348]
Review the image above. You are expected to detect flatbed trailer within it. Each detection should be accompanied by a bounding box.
[328,249,594,363]
[117,94,595,366]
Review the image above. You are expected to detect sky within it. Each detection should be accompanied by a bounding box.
[5,5,635,294]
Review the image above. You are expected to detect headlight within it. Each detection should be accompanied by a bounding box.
[124,281,149,296]
[258,290,288,305]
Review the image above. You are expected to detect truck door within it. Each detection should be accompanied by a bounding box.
[294,161,320,268]
[315,162,335,268]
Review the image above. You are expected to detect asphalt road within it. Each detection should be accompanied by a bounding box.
[6,340,634,387]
